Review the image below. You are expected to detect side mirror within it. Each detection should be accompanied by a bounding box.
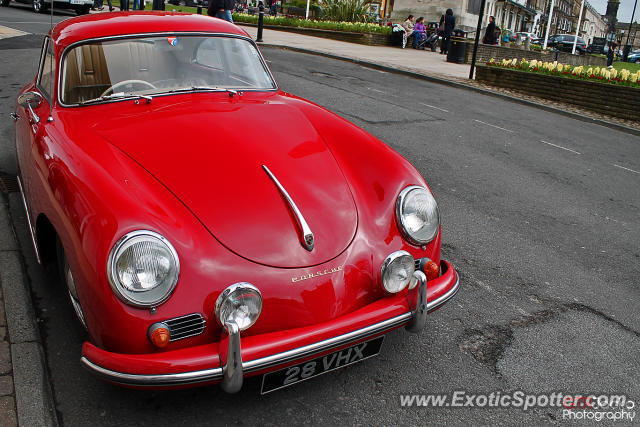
[18,91,43,108]
[17,91,43,124]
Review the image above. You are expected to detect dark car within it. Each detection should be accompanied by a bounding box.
[548,34,587,54]
[1,0,93,14]
[628,50,640,63]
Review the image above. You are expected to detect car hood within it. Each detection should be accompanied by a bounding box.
[97,96,358,268]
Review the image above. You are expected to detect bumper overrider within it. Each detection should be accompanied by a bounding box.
[81,260,459,391]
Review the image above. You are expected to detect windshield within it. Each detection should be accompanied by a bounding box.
[61,35,276,105]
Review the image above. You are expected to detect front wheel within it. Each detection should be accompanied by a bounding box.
[56,237,88,330]
[32,0,47,13]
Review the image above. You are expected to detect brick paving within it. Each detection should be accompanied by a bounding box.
[0,285,17,427]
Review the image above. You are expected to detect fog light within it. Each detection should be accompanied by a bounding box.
[380,251,415,293]
[148,322,170,348]
[215,283,262,331]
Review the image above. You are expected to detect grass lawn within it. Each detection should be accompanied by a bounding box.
[613,61,640,73]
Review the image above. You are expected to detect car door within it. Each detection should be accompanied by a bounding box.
[15,36,55,228]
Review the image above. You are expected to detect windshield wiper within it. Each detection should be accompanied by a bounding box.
[166,86,239,97]
[79,92,153,105]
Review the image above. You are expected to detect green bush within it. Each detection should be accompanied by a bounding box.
[319,0,373,23]
[232,13,391,33]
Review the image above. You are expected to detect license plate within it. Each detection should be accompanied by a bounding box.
[70,0,86,4]
[260,336,384,394]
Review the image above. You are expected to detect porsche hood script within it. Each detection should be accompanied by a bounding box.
[292,266,343,283]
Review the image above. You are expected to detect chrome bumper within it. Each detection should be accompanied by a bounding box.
[81,264,459,390]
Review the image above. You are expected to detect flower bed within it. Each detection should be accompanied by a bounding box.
[488,58,640,87]
[232,13,392,34]
[475,63,640,121]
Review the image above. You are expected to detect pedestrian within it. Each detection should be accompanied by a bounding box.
[413,17,426,49]
[132,0,141,10]
[269,0,277,15]
[401,15,415,48]
[483,16,497,45]
[208,0,235,23]
[439,8,455,55]
[92,0,104,10]
[152,0,164,10]
[606,42,616,67]
[121,0,130,10]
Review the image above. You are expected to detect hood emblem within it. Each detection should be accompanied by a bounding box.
[292,266,343,283]
[262,165,314,252]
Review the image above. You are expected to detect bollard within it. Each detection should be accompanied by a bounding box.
[197,0,202,14]
[256,0,264,42]
[524,35,530,51]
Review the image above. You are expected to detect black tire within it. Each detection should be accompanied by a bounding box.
[76,4,90,14]
[32,0,47,13]
[56,237,87,330]
[0,0,10,7]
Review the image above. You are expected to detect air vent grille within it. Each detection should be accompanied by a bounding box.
[165,313,206,342]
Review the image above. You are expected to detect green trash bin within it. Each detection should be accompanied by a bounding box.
[446,37,468,64]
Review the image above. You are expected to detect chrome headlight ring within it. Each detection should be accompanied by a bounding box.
[395,185,440,245]
[380,250,415,293]
[107,230,180,308]
[215,283,263,331]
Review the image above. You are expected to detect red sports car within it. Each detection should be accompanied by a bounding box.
[12,12,459,393]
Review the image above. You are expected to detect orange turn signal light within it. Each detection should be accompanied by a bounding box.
[148,323,171,348]
[424,260,440,281]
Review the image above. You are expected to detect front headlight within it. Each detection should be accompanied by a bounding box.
[215,283,263,331]
[380,250,415,293]
[396,185,440,245]
[107,230,180,307]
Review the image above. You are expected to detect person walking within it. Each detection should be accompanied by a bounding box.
[208,0,235,23]
[606,42,616,67]
[483,16,497,45]
[121,0,130,10]
[439,8,455,55]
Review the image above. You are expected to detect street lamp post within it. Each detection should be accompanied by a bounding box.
[469,0,487,80]
[571,0,585,54]
[542,0,555,50]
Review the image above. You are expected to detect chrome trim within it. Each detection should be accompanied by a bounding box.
[164,313,206,341]
[80,312,412,386]
[220,321,243,393]
[426,266,460,312]
[17,91,42,124]
[380,250,414,293]
[107,230,180,308]
[395,185,440,246]
[262,165,315,251]
[58,32,278,108]
[214,283,262,330]
[147,322,169,341]
[80,356,224,386]
[16,177,42,264]
[69,291,88,330]
[405,270,427,333]
[243,312,411,373]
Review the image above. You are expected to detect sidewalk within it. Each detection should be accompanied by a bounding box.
[239,25,471,82]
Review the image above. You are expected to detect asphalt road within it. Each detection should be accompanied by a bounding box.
[1,8,639,426]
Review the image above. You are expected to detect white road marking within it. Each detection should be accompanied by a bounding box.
[613,164,640,174]
[540,140,581,155]
[419,102,449,113]
[367,87,385,94]
[473,119,514,132]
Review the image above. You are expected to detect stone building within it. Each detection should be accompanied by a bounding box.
[580,2,607,44]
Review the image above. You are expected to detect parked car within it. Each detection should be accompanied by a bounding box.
[515,32,540,44]
[1,0,93,14]
[547,34,587,54]
[12,12,459,393]
[627,50,640,63]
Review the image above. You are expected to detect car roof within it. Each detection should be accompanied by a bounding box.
[51,12,249,49]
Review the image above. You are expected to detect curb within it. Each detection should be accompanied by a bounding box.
[259,43,640,137]
[0,195,58,427]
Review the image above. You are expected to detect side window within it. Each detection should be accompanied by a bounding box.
[38,38,55,100]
